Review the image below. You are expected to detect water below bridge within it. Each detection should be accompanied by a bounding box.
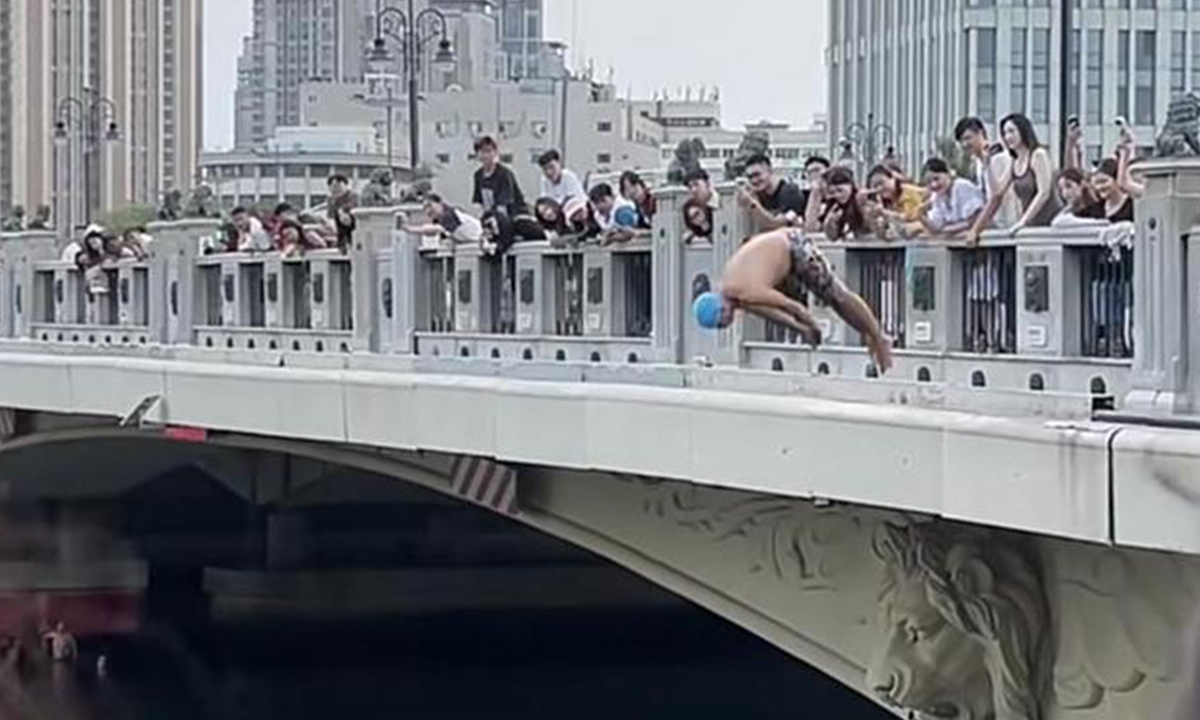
[0,462,890,719]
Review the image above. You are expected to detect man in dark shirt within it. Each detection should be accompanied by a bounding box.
[738,152,807,230]
[471,135,528,218]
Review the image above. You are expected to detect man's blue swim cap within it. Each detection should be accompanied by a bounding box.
[694,292,725,329]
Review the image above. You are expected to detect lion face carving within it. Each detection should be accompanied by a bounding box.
[865,523,1052,720]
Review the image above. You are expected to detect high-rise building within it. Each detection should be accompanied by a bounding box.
[235,0,521,150]
[827,1,1180,172]
[0,0,203,233]
[234,0,372,150]
[495,0,543,79]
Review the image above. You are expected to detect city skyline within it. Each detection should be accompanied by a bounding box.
[202,0,829,150]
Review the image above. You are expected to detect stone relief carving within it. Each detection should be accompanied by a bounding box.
[866,522,1053,720]
[629,477,859,591]
[1054,546,1200,711]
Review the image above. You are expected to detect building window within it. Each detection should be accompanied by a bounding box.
[596,153,612,165]
[975,28,997,123]
[1135,30,1156,126]
[1011,29,1027,116]
[1087,30,1104,125]
[596,121,613,133]
[1172,31,1186,100]
[1118,30,1130,120]
[1031,30,1051,123]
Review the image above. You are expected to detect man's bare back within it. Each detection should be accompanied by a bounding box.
[695,229,894,373]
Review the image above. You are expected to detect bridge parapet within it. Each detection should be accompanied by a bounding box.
[3,168,1200,418]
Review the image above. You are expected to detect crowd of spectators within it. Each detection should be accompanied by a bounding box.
[400,137,654,254]
[64,110,1143,289]
[672,112,1144,246]
[764,112,1142,245]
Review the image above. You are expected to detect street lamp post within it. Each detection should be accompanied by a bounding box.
[843,113,895,174]
[53,91,120,230]
[368,0,457,170]
[1058,0,1073,167]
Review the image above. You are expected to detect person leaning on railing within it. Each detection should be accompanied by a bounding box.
[917,158,985,237]
[618,171,656,229]
[966,113,1061,245]
[403,194,484,249]
[804,166,871,242]
[867,164,927,239]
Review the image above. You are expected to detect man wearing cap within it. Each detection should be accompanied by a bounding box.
[693,228,894,373]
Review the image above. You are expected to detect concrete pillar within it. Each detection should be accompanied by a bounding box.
[651,187,686,364]
[391,224,424,355]
[148,219,218,345]
[352,206,409,353]
[709,184,752,366]
[0,232,58,339]
[1015,244,1075,357]
[1125,158,1200,414]
[905,245,957,352]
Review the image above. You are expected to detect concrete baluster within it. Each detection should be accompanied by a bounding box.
[0,231,56,339]
[307,255,331,331]
[651,187,687,364]
[390,222,425,355]
[1015,238,1075,357]
[583,241,614,339]
[709,184,750,366]
[351,207,407,353]
[454,245,486,335]
[263,255,284,330]
[514,242,545,336]
[148,219,218,345]
[905,243,958,352]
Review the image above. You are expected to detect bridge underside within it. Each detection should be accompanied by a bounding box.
[0,414,1195,719]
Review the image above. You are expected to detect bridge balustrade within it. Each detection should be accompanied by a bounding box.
[0,188,1137,403]
[410,232,654,362]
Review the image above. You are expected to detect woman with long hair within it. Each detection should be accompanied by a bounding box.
[967,113,1060,243]
[1052,168,1105,226]
[805,166,869,241]
[1091,157,1136,223]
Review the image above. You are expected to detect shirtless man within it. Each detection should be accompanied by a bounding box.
[693,229,894,373]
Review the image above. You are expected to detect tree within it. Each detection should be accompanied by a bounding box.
[100,204,157,234]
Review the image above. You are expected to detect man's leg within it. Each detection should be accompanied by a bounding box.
[827,281,894,373]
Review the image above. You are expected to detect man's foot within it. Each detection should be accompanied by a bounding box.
[870,336,894,375]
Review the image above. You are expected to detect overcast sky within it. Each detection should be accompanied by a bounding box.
[202,0,828,150]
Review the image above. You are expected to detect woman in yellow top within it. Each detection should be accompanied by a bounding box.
[866,165,928,238]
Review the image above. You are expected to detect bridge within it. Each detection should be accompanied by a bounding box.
[1,160,1200,718]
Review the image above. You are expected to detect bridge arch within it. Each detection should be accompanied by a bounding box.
[1,424,1197,719]
[0,426,877,701]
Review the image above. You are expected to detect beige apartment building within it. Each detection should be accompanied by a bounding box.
[0,0,202,234]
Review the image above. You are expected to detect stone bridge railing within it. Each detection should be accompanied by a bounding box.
[3,158,1200,419]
